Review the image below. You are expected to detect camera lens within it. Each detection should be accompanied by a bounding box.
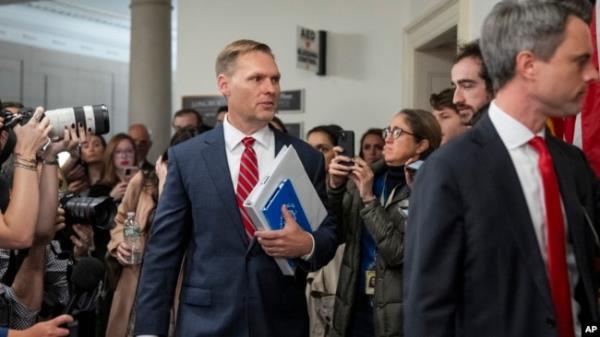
[45,105,110,139]
[60,195,117,230]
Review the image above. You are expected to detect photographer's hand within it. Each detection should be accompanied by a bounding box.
[8,314,73,337]
[70,223,94,258]
[110,181,129,201]
[67,178,89,195]
[349,157,375,203]
[13,107,52,159]
[44,123,87,161]
[328,146,354,189]
[65,164,86,183]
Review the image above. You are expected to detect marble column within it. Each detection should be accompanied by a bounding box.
[129,0,172,161]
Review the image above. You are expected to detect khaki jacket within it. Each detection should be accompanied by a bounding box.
[105,172,158,337]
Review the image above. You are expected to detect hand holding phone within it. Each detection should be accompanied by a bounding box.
[405,159,424,188]
[337,130,355,166]
[122,166,139,182]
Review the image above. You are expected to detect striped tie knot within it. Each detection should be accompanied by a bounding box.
[242,136,255,148]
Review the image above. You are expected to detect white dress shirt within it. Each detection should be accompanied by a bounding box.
[223,115,276,187]
[489,101,580,336]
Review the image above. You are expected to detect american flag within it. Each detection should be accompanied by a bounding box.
[549,1,600,176]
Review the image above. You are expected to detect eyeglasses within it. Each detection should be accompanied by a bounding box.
[382,127,415,140]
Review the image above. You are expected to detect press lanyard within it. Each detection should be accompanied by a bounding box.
[379,173,400,208]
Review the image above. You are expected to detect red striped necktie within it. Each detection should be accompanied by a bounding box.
[236,137,259,238]
[529,136,574,337]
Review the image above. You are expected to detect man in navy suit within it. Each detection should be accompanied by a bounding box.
[404,2,599,337]
[134,39,338,337]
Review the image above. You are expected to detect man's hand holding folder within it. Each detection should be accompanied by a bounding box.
[244,145,327,274]
[256,205,314,258]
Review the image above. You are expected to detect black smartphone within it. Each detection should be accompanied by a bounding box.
[337,130,355,166]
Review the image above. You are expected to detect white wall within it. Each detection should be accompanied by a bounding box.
[176,0,410,140]
[176,0,502,141]
[466,0,500,40]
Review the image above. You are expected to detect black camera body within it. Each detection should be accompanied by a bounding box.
[0,104,110,139]
[0,108,30,130]
[59,193,117,230]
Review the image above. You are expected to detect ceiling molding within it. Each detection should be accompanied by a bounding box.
[0,2,130,62]
[0,0,41,4]
[25,0,131,30]
[0,1,177,64]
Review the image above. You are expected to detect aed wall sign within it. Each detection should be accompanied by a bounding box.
[296,26,327,76]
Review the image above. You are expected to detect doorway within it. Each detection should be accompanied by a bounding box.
[403,0,458,110]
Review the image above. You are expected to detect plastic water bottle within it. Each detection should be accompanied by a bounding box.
[123,212,142,265]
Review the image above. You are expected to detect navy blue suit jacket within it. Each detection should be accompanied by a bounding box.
[133,125,338,337]
[404,114,600,337]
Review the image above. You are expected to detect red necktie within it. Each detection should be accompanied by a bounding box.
[529,136,574,337]
[236,137,258,237]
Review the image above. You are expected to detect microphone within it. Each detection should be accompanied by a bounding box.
[64,256,105,315]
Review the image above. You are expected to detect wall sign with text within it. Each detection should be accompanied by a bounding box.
[297,26,327,76]
[277,89,304,113]
[181,95,226,127]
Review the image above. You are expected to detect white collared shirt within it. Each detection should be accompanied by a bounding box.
[223,115,276,188]
[489,101,580,335]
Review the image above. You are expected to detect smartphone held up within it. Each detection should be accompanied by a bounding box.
[337,130,355,166]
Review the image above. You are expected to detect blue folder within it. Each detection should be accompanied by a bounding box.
[262,179,313,233]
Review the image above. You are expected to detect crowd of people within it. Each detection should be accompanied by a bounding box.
[0,1,597,337]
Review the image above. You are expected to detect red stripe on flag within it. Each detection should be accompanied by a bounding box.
[582,4,600,176]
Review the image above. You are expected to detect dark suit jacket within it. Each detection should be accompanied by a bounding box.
[133,125,338,337]
[404,114,600,337]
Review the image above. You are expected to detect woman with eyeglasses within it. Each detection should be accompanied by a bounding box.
[93,133,139,202]
[328,109,441,337]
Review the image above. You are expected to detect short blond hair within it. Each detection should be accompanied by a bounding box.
[215,39,274,76]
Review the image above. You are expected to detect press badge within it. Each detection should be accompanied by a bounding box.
[365,270,376,295]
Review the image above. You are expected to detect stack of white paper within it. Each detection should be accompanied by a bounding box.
[244,145,327,275]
